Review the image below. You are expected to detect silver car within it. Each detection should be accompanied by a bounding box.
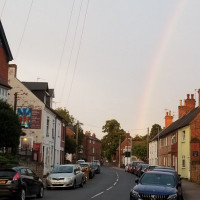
[46,164,85,189]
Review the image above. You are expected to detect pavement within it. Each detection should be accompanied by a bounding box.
[182,178,200,200]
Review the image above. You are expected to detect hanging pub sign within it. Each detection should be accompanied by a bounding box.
[18,108,31,128]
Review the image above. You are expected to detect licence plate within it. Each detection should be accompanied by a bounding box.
[0,180,6,184]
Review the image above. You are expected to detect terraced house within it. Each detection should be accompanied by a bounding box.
[0,20,13,101]
[149,92,200,184]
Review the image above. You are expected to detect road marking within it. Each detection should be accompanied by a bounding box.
[106,186,113,191]
[91,171,119,198]
[91,192,104,198]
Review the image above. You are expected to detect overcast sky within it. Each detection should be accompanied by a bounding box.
[1,0,200,139]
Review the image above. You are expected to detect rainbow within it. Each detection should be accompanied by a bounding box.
[136,0,187,131]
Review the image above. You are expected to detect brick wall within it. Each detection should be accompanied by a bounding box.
[190,161,200,184]
[0,47,8,85]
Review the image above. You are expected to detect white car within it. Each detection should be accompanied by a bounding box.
[46,164,85,189]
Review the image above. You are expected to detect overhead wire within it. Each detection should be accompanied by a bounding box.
[15,0,34,60]
[0,0,7,19]
[66,0,90,106]
[54,0,76,89]
[59,0,84,102]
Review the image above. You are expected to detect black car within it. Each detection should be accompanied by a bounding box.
[0,166,44,200]
[91,162,100,174]
[130,171,182,200]
[131,161,144,174]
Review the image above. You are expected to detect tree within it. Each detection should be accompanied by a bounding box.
[55,107,83,155]
[0,100,22,154]
[149,124,162,140]
[132,143,147,161]
[101,119,126,161]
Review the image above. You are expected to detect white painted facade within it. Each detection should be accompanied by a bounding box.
[149,140,158,165]
[8,65,63,175]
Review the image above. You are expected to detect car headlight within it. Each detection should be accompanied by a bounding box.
[168,194,177,200]
[130,189,140,197]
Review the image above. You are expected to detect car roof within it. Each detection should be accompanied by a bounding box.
[144,170,175,176]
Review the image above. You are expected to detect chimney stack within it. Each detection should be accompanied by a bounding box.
[198,89,200,107]
[165,111,173,128]
[178,93,196,118]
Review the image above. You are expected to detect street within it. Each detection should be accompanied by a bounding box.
[41,166,135,200]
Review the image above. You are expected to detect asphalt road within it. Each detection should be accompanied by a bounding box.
[41,166,136,200]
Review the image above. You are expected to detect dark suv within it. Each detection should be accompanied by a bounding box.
[0,166,44,200]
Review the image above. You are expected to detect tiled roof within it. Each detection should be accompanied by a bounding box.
[152,107,200,141]
[22,82,49,91]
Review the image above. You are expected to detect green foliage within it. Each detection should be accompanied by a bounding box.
[65,134,76,154]
[132,143,147,161]
[150,124,162,140]
[0,153,20,168]
[55,107,75,125]
[0,100,21,154]
[55,107,84,154]
[133,134,146,141]
[101,119,126,161]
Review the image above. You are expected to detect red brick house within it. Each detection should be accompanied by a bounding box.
[156,92,200,184]
[116,133,133,167]
[80,131,102,162]
[0,20,13,101]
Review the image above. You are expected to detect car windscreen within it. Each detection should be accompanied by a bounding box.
[140,173,175,187]
[51,166,73,173]
[80,164,89,167]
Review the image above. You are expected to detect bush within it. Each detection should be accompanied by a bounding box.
[0,153,20,168]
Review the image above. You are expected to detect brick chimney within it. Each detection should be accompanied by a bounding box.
[198,89,200,107]
[165,111,173,128]
[92,133,96,138]
[85,131,91,136]
[178,94,196,118]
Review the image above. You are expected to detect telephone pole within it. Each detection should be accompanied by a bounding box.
[147,127,149,163]
[76,121,79,161]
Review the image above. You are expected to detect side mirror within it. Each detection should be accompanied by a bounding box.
[135,179,139,184]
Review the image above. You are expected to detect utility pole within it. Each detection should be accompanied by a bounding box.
[76,121,79,161]
[14,92,17,113]
[118,137,121,168]
[147,127,149,163]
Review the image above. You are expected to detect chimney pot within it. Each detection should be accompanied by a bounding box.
[180,100,182,106]
[187,94,190,99]
[166,112,168,116]
[169,111,171,116]
[191,94,194,99]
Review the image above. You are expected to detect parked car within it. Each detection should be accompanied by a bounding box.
[137,164,149,177]
[131,161,144,174]
[76,160,85,164]
[93,160,101,166]
[91,162,100,174]
[130,171,182,200]
[80,162,95,179]
[0,166,44,200]
[46,164,85,189]
[153,167,182,186]
[144,165,158,172]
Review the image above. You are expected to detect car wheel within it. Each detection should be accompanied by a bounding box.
[36,186,44,198]
[79,178,84,187]
[17,188,26,200]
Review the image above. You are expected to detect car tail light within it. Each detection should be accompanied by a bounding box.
[13,173,20,181]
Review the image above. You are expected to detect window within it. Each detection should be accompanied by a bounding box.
[93,147,95,153]
[171,135,176,144]
[93,140,95,144]
[52,119,55,138]
[182,155,185,168]
[182,131,185,142]
[172,155,175,167]
[46,116,49,136]
[89,139,91,143]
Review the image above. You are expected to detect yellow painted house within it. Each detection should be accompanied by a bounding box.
[178,126,190,179]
